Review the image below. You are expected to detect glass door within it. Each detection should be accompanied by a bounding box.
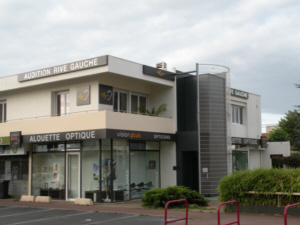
[66,152,80,200]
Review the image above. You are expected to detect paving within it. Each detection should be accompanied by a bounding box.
[0,198,299,225]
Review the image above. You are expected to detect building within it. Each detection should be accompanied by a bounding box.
[0,55,266,201]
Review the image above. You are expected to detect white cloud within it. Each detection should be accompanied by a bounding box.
[1,0,300,122]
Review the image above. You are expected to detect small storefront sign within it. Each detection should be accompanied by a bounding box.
[77,85,90,106]
[99,84,113,105]
[232,137,259,145]
[143,65,175,81]
[231,88,248,99]
[10,131,22,148]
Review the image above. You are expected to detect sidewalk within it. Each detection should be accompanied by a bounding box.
[0,198,299,225]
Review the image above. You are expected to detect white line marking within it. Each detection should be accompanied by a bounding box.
[0,206,18,210]
[0,208,53,217]
[6,211,93,225]
[86,215,138,224]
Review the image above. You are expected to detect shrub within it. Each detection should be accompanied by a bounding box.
[141,186,208,208]
[218,168,300,206]
[280,156,300,168]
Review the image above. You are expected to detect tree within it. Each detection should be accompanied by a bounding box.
[278,110,300,149]
[267,128,289,141]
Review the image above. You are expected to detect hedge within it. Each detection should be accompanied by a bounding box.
[141,186,208,208]
[218,168,300,206]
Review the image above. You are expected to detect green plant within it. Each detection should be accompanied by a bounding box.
[218,168,300,206]
[139,103,167,117]
[141,186,208,208]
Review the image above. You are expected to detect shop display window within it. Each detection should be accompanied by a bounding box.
[34,143,65,152]
[81,140,100,202]
[130,141,160,199]
[32,152,65,200]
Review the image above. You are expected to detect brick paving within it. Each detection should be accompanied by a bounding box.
[0,198,299,225]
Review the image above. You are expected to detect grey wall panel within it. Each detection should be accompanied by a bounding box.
[199,74,227,196]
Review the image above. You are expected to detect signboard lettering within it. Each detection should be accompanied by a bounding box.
[231,88,248,99]
[18,56,108,82]
[232,137,259,145]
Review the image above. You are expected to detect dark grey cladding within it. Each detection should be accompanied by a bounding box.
[198,74,227,196]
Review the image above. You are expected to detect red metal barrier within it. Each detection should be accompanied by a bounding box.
[217,200,240,225]
[164,199,188,225]
[284,203,300,225]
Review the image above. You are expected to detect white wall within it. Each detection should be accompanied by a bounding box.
[261,141,291,168]
[160,141,176,188]
[248,150,261,169]
[231,92,261,139]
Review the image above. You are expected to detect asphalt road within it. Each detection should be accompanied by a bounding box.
[0,206,165,225]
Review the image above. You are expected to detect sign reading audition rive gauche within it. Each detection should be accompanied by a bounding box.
[99,84,113,105]
[18,56,108,82]
[231,88,248,99]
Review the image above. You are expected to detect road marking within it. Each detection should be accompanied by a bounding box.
[0,208,53,217]
[0,206,18,210]
[86,215,138,224]
[6,211,93,225]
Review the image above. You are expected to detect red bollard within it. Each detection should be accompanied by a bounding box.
[164,199,188,225]
[284,203,300,225]
[217,200,240,225]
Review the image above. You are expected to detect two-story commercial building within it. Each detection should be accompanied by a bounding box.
[0,55,265,201]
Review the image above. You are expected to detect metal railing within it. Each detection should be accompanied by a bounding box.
[284,203,300,225]
[164,199,188,225]
[217,200,240,225]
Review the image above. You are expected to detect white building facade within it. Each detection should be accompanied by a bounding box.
[0,55,267,200]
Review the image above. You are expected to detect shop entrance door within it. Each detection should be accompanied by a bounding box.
[66,152,80,201]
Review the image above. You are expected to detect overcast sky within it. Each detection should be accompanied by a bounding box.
[1,0,299,130]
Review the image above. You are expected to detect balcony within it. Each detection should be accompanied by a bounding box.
[0,110,174,137]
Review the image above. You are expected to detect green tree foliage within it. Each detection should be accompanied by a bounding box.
[267,128,289,141]
[278,110,300,149]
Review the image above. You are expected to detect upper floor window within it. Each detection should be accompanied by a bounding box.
[0,101,6,123]
[56,92,70,116]
[113,91,128,113]
[131,94,147,114]
[232,105,243,124]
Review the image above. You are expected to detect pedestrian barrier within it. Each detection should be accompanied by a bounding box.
[284,203,300,225]
[217,200,240,225]
[164,199,188,225]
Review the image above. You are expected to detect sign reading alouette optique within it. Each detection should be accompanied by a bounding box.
[18,56,108,82]
[22,129,176,143]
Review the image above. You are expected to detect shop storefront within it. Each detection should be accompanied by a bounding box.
[24,129,175,202]
[0,136,29,198]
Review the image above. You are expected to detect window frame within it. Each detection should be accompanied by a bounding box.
[130,93,147,114]
[0,101,7,123]
[232,105,244,124]
[56,91,70,116]
[113,90,128,113]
